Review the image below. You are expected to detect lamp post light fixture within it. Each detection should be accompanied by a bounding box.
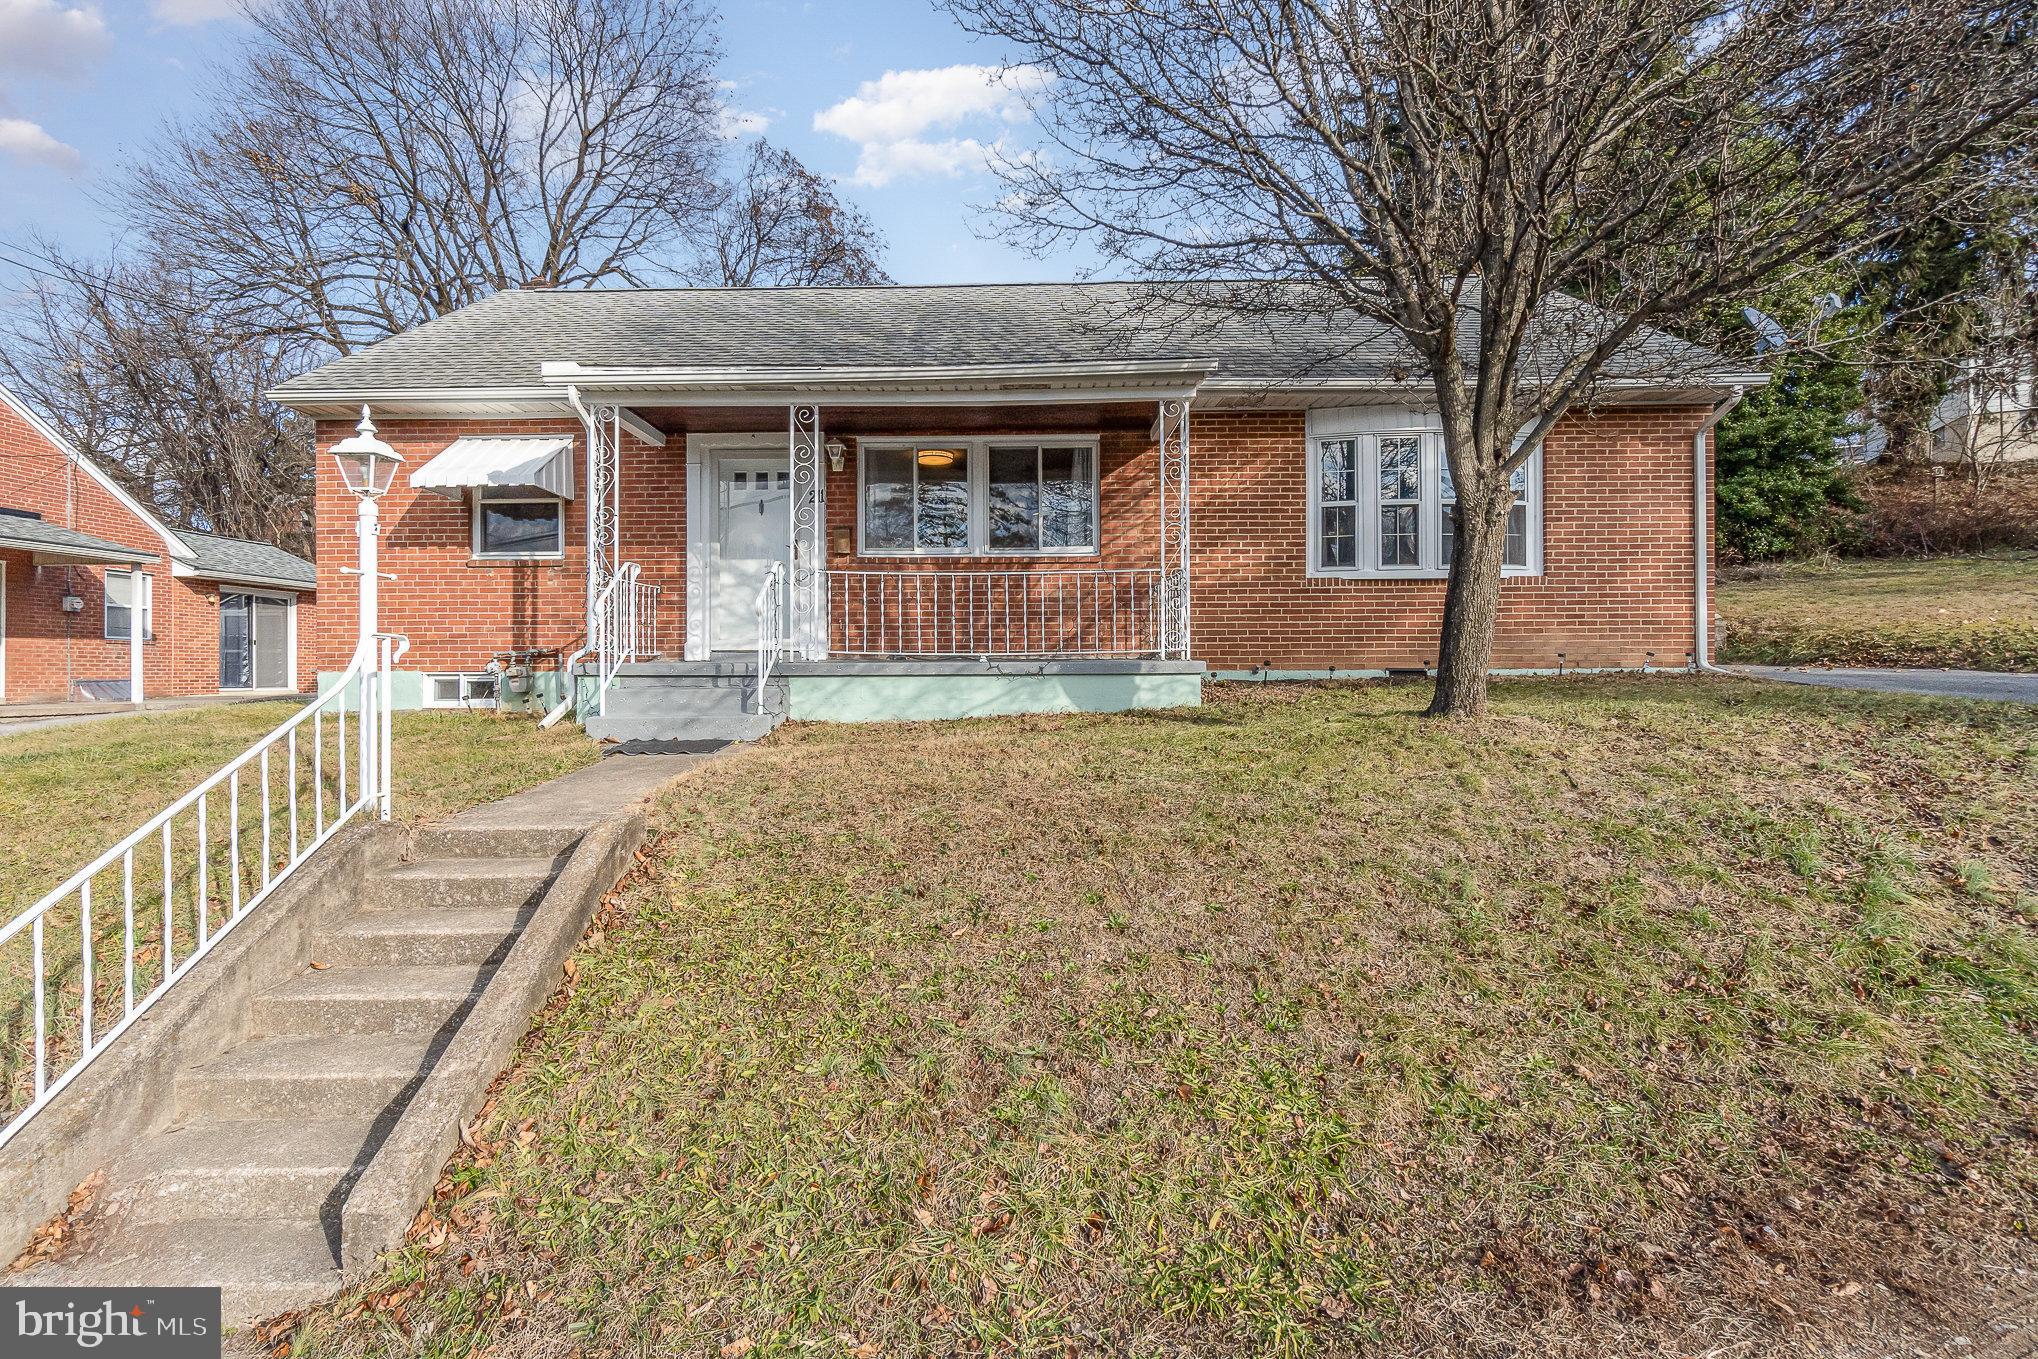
[330,405,403,655]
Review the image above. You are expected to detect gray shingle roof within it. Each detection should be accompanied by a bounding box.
[271,280,1749,398]
[0,514,158,565]
[177,530,315,589]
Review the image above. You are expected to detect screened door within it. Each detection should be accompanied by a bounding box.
[220,593,290,690]
[253,596,288,689]
[219,595,253,690]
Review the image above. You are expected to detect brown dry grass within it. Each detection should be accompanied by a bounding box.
[1718,552,2038,670]
[284,677,2037,1358]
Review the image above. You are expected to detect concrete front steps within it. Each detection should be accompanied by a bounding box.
[14,831,576,1321]
[584,659,787,744]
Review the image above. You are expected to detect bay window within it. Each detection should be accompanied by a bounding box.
[1308,424,1542,578]
[860,438,1099,555]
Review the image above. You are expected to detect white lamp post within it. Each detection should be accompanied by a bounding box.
[328,403,399,660]
[329,406,402,657]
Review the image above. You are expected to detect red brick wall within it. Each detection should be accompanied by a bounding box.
[1188,407,1710,671]
[304,405,1710,677]
[0,398,186,702]
[302,418,686,679]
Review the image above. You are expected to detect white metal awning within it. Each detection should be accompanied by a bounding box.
[410,435,575,499]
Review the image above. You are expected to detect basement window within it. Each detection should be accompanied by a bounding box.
[424,673,500,709]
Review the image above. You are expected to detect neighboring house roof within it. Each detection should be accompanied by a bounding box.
[0,514,160,567]
[0,381,314,591]
[270,280,1758,405]
[1,383,192,562]
[176,530,317,591]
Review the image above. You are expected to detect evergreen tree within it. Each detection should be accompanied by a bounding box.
[1711,281,1866,559]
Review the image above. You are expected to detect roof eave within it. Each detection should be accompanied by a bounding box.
[171,561,314,591]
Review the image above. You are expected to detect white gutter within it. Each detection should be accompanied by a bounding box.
[1692,387,1745,673]
[538,357,1220,388]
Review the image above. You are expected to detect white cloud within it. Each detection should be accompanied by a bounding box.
[147,0,241,23]
[846,136,995,188]
[717,107,772,140]
[0,0,110,78]
[815,63,1043,143]
[0,116,82,171]
[814,64,1046,187]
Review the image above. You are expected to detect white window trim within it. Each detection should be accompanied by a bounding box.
[422,672,501,709]
[1305,410,1543,581]
[103,570,154,641]
[854,434,1103,558]
[470,488,566,561]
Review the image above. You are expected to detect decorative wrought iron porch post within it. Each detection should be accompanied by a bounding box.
[1157,398,1193,659]
[788,404,827,658]
[581,400,622,643]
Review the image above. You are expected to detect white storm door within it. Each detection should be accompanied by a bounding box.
[710,455,792,651]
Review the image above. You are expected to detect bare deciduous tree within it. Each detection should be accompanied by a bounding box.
[0,250,313,555]
[4,0,893,553]
[123,0,727,355]
[946,0,2038,714]
[700,140,893,288]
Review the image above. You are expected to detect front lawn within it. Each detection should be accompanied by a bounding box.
[1,703,597,1125]
[1,702,598,918]
[290,679,2036,1357]
[1717,552,2038,670]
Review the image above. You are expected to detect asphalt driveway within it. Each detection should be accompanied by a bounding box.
[1734,666,2038,706]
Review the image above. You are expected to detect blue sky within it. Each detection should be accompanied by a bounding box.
[0,0,1099,305]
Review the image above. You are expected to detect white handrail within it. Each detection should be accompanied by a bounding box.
[542,561,660,727]
[0,637,402,1148]
[754,560,787,713]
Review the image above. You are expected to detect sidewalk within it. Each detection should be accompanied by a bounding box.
[435,742,728,837]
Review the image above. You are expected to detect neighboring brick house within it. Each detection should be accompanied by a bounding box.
[0,385,316,705]
[268,282,1760,727]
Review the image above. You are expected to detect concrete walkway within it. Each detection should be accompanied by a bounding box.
[438,742,727,839]
[1734,665,2038,706]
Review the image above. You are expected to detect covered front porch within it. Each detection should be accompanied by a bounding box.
[549,360,1207,727]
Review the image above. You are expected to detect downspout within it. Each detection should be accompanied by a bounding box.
[1692,387,1745,674]
[539,384,597,729]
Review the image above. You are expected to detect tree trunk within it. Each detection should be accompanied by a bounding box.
[1426,487,1512,718]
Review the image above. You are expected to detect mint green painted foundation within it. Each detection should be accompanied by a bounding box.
[317,668,571,713]
[786,669,1203,723]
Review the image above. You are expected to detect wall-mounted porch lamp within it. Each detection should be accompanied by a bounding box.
[329,405,403,655]
[825,436,848,473]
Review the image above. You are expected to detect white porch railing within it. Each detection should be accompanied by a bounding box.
[754,560,787,712]
[825,568,1166,659]
[591,562,661,717]
[0,637,402,1148]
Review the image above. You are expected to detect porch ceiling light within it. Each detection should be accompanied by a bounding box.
[330,405,403,499]
[916,446,960,469]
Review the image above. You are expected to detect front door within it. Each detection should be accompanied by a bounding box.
[710,454,791,651]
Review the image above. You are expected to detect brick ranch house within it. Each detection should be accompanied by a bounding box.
[269,283,1760,737]
[0,384,316,705]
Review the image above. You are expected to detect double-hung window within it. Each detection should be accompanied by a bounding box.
[104,570,153,641]
[860,438,1100,555]
[1309,422,1541,578]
